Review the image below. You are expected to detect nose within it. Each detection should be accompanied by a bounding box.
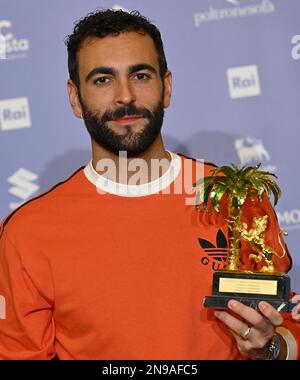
[114,78,136,106]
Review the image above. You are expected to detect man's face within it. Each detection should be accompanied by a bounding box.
[68,32,172,157]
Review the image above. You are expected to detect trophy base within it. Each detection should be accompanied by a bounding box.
[204,270,295,312]
[204,295,294,311]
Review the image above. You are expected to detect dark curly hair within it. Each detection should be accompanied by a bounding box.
[65,9,168,88]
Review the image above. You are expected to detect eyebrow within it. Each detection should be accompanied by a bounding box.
[85,63,157,82]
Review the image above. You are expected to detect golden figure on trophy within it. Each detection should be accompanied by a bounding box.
[194,163,294,311]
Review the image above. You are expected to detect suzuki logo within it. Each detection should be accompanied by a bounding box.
[7,168,39,210]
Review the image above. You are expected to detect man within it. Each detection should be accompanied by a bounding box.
[0,9,299,360]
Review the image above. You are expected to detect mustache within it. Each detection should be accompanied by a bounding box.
[100,105,153,123]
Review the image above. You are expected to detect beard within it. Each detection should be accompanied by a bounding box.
[79,95,165,158]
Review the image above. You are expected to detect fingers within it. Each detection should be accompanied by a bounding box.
[214,300,283,360]
[227,300,283,328]
[214,309,274,356]
[215,310,251,339]
[227,300,268,330]
[230,330,267,359]
[257,301,284,326]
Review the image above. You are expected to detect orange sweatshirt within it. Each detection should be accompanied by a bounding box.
[0,153,298,359]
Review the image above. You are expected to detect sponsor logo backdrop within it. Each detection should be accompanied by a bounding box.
[1,0,300,291]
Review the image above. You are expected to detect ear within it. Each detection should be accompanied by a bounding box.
[67,80,83,119]
[162,70,172,109]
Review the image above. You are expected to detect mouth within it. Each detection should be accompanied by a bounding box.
[113,115,144,125]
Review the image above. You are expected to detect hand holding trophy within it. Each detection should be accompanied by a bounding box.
[194,163,295,312]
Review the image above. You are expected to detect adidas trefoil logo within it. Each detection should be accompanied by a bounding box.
[198,229,243,271]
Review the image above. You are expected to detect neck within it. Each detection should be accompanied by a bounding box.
[90,134,171,185]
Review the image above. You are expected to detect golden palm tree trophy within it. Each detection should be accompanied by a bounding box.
[194,164,293,311]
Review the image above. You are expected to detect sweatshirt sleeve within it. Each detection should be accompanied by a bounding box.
[241,193,300,359]
[0,224,56,360]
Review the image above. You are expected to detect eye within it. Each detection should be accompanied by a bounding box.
[93,76,111,85]
[133,73,151,81]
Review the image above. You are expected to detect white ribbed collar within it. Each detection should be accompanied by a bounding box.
[83,151,181,197]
